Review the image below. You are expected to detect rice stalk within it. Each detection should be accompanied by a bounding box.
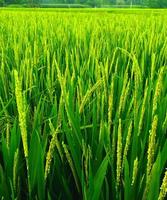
[152,67,164,116]
[122,121,132,169]
[14,70,28,158]
[62,141,80,193]
[45,123,62,180]
[158,170,167,200]
[131,157,138,186]
[13,149,19,193]
[116,119,122,191]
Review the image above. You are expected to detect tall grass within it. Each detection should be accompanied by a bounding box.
[0,9,167,200]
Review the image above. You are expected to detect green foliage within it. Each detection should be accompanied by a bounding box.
[0,8,167,200]
[40,3,90,7]
[0,0,4,6]
[143,0,167,7]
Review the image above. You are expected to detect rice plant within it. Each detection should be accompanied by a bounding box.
[0,8,167,200]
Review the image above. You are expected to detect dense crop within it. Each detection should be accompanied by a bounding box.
[0,9,167,200]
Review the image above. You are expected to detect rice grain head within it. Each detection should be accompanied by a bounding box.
[158,170,167,200]
[14,70,28,158]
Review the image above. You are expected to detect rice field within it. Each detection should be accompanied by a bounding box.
[0,8,167,200]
